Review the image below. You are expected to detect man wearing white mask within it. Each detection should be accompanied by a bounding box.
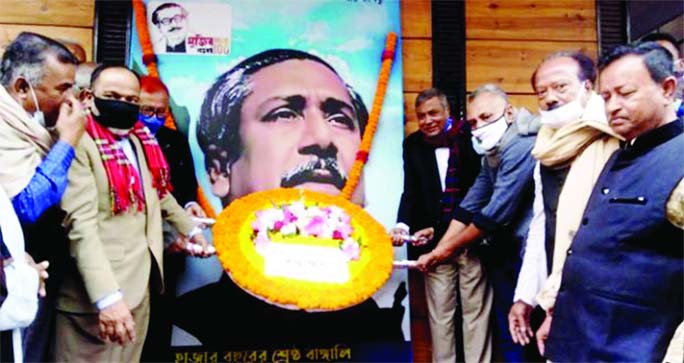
[504,51,622,356]
[417,83,540,362]
[0,32,86,362]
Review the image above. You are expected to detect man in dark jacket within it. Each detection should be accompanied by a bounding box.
[542,41,683,363]
[137,76,206,362]
[390,88,484,362]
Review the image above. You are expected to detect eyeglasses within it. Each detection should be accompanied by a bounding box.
[159,14,186,26]
[140,106,167,118]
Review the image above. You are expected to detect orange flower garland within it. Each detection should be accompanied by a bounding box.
[340,32,397,200]
[214,188,393,310]
[132,0,159,78]
[132,0,216,218]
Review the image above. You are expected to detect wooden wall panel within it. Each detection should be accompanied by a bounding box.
[408,269,431,363]
[402,39,432,93]
[467,40,598,94]
[403,92,419,136]
[400,2,432,358]
[401,0,431,39]
[0,0,95,61]
[0,24,93,61]
[465,0,598,110]
[466,0,597,41]
[401,0,432,140]
[0,0,94,28]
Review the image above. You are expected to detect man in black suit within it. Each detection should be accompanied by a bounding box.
[390,88,489,362]
[137,75,206,361]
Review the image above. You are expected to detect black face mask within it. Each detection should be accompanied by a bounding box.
[93,97,140,130]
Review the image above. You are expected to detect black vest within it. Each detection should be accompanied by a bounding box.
[547,120,684,362]
[539,164,570,273]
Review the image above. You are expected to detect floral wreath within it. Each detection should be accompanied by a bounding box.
[213,189,394,310]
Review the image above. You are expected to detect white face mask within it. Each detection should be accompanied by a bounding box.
[539,84,587,128]
[471,114,509,155]
[26,80,45,128]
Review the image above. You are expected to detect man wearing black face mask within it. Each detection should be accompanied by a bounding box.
[55,65,213,362]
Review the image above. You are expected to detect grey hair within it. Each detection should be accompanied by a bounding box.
[1,63,43,86]
[414,88,449,111]
[468,83,509,103]
[0,32,78,87]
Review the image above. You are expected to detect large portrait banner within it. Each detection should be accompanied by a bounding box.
[130,1,408,361]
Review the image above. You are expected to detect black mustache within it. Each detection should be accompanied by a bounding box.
[280,158,346,190]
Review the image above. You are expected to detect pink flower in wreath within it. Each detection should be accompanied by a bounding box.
[305,216,326,236]
[341,238,361,261]
[333,222,353,240]
[254,231,270,253]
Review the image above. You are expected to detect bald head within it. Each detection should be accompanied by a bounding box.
[89,65,141,104]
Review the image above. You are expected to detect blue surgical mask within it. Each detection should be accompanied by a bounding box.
[444,117,453,132]
[139,114,165,134]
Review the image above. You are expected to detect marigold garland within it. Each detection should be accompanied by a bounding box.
[213,188,393,311]
[132,0,159,78]
[132,0,215,217]
[340,32,397,200]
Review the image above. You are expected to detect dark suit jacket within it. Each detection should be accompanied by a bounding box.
[397,126,480,259]
[156,126,198,207]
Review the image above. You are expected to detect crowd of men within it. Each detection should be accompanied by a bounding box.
[392,32,683,363]
[0,28,682,363]
[0,33,211,362]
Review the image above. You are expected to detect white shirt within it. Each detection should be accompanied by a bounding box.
[513,162,547,306]
[435,147,449,192]
[396,147,449,233]
[118,137,140,175]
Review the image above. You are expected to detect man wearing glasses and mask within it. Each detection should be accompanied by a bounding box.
[137,75,206,362]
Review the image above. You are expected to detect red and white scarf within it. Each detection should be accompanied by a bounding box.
[85,115,172,214]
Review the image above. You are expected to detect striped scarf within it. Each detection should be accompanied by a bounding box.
[423,118,465,216]
[85,115,172,214]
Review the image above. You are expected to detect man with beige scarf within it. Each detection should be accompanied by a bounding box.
[0,32,85,361]
[507,51,622,350]
[541,41,683,362]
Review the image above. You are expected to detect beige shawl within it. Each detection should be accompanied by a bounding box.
[0,86,53,197]
[532,93,623,311]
